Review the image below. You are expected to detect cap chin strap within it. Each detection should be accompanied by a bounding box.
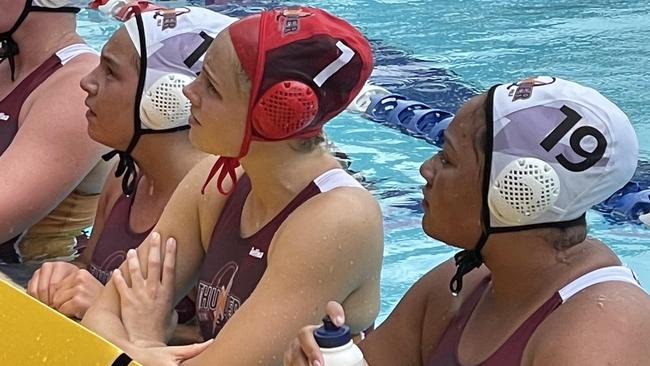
[1,0,80,81]
[201,156,241,195]
[450,233,488,295]
[101,9,189,196]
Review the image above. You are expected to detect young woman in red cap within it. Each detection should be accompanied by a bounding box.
[81,6,383,365]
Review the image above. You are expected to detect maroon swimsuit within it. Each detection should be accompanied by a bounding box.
[88,184,195,323]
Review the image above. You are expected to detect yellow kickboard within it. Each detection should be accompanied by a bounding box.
[0,279,140,366]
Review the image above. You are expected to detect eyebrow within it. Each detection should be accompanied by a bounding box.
[443,132,457,156]
[202,65,220,88]
[100,52,120,70]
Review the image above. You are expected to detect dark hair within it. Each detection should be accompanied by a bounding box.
[289,133,325,153]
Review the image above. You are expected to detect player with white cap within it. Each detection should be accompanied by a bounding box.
[26,4,235,342]
[285,76,650,366]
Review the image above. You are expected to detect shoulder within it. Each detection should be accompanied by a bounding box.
[273,183,383,256]
[35,48,97,96]
[173,156,243,246]
[527,281,650,366]
[21,47,98,123]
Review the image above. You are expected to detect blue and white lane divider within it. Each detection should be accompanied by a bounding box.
[348,83,650,228]
[346,83,454,148]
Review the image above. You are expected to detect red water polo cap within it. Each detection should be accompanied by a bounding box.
[203,6,374,195]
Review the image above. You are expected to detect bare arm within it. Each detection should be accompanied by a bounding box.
[183,187,384,366]
[81,157,218,346]
[358,260,458,366]
[527,282,650,366]
[0,54,108,242]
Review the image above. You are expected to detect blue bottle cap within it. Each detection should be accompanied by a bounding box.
[314,316,351,348]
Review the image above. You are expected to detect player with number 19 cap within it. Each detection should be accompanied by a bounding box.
[283,77,650,366]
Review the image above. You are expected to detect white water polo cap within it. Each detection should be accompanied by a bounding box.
[123,6,236,130]
[486,76,638,228]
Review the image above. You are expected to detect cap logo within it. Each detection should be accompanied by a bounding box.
[154,7,190,30]
[507,76,556,101]
[277,6,312,35]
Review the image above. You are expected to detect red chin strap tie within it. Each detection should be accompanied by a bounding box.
[201,156,241,195]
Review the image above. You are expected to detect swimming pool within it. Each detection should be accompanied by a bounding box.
[77,0,650,324]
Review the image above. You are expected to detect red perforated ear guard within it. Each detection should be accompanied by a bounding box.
[252,80,319,139]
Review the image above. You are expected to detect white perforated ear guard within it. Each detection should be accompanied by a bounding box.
[488,158,561,225]
[140,73,194,130]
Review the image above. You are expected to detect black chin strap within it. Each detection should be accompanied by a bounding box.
[449,232,488,295]
[1,1,80,81]
[102,10,191,196]
[1,0,31,81]
[102,126,190,196]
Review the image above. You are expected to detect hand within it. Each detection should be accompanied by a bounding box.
[27,261,81,305]
[128,339,214,366]
[51,269,104,319]
[284,301,346,366]
[113,232,178,346]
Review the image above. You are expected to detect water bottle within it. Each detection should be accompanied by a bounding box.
[313,316,365,366]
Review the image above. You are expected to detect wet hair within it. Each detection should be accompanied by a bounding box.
[543,218,588,250]
[474,93,587,250]
[289,133,326,153]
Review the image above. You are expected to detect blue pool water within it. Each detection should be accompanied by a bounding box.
[76,1,650,324]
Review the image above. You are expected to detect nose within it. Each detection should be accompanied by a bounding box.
[419,156,435,184]
[80,70,97,96]
[183,79,200,107]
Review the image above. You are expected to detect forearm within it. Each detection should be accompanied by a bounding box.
[81,304,130,346]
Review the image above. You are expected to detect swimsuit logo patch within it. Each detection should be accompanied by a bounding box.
[507,76,557,101]
[0,112,9,121]
[249,247,264,259]
[196,261,241,336]
[277,6,312,35]
[153,8,190,30]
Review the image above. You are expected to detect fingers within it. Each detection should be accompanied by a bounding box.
[161,237,176,289]
[113,268,132,302]
[26,268,40,298]
[57,297,88,320]
[51,285,76,310]
[53,270,77,292]
[173,339,214,361]
[36,262,54,305]
[127,249,145,290]
[147,232,162,284]
[325,301,345,327]
[283,337,312,366]
[48,263,76,300]
[297,325,323,366]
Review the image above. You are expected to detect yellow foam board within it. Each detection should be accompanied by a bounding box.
[0,279,140,366]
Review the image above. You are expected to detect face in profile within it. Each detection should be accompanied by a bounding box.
[182,30,250,157]
[419,94,487,249]
[80,27,139,151]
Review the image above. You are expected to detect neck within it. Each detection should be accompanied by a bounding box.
[240,140,339,213]
[6,12,81,79]
[479,231,599,305]
[130,131,207,198]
